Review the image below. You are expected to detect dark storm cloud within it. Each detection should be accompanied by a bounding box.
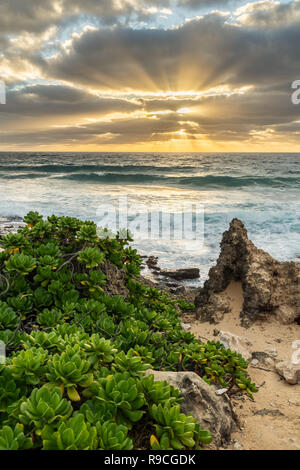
[35,12,300,94]
[0,0,61,34]
[1,84,140,118]
[1,85,299,146]
[0,114,183,146]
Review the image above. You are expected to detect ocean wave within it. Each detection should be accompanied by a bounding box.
[52,172,300,189]
[0,163,192,173]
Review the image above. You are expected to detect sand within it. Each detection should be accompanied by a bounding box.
[183,281,300,450]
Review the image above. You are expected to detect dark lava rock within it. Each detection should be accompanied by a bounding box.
[159,268,200,280]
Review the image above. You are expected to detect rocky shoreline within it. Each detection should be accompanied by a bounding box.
[0,216,26,236]
[1,216,299,450]
[129,218,300,449]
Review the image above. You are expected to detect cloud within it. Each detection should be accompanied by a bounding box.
[3,84,140,117]
[177,0,235,7]
[35,12,300,94]
[235,0,300,28]
[1,83,298,148]
[1,1,300,150]
[0,0,62,34]
[0,0,173,35]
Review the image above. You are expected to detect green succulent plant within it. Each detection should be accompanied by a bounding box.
[19,385,73,435]
[81,334,117,368]
[37,308,63,327]
[77,247,105,269]
[96,421,133,450]
[5,254,37,276]
[0,423,33,450]
[46,344,93,401]
[23,211,43,227]
[141,374,183,407]
[90,372,145,428]
[76,224,98,244]
[7,293,33,313]
[9,347,48,386]
[150,404,212,450]
[42,413,98,450]
[0,232,29,253]
[0,367,22,413]
[0,301,19,330]
[113,349,151,377]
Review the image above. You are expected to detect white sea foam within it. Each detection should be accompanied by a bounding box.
[0,152,299,286]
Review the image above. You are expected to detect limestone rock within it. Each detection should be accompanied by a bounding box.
[181,322,191,331]
[275,340,300,384]
[233,440,244,450]
[219,331,252,361]
[276,362,300,385]
[145,370,236,446]
[195,219,300,325]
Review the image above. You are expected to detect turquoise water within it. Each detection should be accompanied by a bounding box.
[0,152,299,285]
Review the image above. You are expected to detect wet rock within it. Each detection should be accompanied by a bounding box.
[145,370,237,446]
[219,331,252,361]
[146,256,159,269]
[159,268,200,281]
[166,282,179,288]
[195,219,300,325]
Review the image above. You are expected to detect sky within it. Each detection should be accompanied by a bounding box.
[1,0,300,152]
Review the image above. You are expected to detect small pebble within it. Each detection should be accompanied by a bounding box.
[233,441,244,451]
[266,347,278,357]
[288,399,299,406]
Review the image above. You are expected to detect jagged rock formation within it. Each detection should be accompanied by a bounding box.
[145,370,237,446]
[195,219,300,326]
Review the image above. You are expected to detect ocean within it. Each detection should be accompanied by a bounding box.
[0,152,299,286]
